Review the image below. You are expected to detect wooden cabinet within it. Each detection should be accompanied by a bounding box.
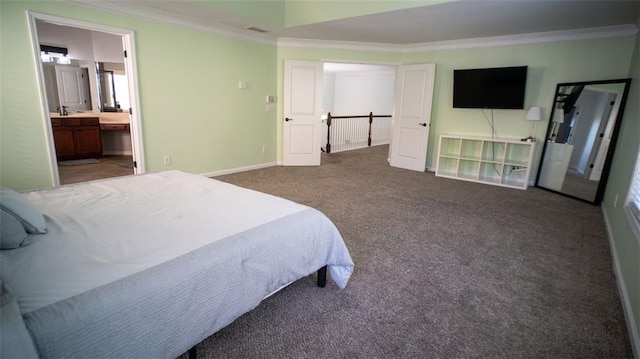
[435,134,535,190]
[51,117,103,160]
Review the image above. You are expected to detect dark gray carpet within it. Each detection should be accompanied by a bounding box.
[184,145,631,358]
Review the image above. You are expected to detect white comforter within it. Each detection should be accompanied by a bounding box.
[0,171,354,358]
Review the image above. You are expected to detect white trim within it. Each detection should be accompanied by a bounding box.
[201,162,277,178]
[27,11,146,183]
[62,1,637,51]
[404,24,639,52]
[279,24,638,52]
[120,31,146,175]
[27,13,60,187]
[278,37,403,52]
[602,206,640,358]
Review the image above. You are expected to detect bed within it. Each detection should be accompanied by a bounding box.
[0,170,354,358]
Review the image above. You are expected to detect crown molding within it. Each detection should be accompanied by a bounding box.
[277,37,404,53]
[404,24,639,52]
[280,24,639,53]
[64,0,278,46]
[63,1,637,53]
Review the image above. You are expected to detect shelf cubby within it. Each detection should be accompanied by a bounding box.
[481,141,506,162]
[435,134,535,190]
[437,157,459,177]
[460,139,482,160]
[439,137,461,157]
[458,159,480,180]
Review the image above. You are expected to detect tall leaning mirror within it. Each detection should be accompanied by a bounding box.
[536,79,632,205]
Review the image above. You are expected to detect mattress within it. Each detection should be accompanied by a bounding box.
[0,171,354,358]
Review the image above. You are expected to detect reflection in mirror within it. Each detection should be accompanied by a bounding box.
[98,68,116,110]
[536,79,631,205]
[96,62,129,112]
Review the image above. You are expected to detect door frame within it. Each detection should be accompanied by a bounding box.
[280,59,400,165]
[27,11,145,186]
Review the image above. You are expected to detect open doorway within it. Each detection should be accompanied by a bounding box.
[321,62,396,158]
[28,12,145,186]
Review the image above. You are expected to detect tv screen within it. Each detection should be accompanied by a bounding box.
[453,66,527,109]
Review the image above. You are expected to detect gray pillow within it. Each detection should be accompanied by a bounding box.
[0,209,30,249]
[0,186,46,234]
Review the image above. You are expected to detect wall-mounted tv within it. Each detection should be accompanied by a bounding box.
[453,66,528,109]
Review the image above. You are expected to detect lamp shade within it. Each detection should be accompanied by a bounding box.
[553,110,565,123]
[525,106,541,121]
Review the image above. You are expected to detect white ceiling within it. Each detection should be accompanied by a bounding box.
[74,0,640,45]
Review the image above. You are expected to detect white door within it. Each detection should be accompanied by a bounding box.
[389,64,436,171]
[283,60,323,166]
[55,66,89,111]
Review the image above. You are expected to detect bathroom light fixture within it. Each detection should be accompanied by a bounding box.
[39,45,70,64]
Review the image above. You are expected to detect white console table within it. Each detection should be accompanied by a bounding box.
[435,134,535,190]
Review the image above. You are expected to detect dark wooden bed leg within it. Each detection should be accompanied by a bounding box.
[188,346,197,359]
[317,265,327,288]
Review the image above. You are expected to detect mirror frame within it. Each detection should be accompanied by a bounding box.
[535,78,632,205]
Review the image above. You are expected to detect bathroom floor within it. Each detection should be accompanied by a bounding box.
[58,155,134,185]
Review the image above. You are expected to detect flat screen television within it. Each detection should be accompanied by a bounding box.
[453,66,527,109]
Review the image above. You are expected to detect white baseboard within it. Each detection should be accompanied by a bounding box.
[200,162,277,178]
[601,206,640,358]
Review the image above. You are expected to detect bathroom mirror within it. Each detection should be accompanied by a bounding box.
[535,78,631,205]
[96,62,127,112]
[97,69,117,111]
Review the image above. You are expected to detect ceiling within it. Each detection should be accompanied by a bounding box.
[75,0,640,45]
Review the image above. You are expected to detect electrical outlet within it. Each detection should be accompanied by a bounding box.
[262,145,267,154]
[163,155,171,166]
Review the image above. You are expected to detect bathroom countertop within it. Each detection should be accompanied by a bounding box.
[50,112,130,124]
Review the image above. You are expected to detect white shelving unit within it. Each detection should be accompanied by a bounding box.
[435,134,535,190]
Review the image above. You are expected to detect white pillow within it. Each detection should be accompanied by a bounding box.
[0,209,30,249]
[0,187,47,234]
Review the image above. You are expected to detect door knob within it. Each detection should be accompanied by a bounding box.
[418,122,427,127]
[285,117,293,122]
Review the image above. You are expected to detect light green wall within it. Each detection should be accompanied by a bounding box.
[602,30,640,346]
[1,0,638,349]
[276,38,635,178]
[0,1,277,191]
[401,38,635,176]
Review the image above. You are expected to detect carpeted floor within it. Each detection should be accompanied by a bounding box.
[181,144,631,358]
